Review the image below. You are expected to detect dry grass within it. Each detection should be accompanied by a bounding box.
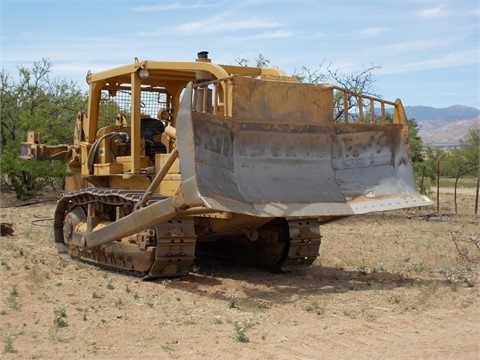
[0,192,478,359]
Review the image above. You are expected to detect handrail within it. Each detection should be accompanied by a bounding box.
[192,76,234,117]
[332,85,403,125]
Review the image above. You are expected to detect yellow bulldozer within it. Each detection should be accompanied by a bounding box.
[21,51,432,279]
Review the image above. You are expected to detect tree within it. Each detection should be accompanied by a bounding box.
[403,118,436,195]
[436,126,480,213]
[291,61,329,84]
[439,125,479,177]
[0,59,87,198]
[98,98,123,127]
[292,61,382,122]
[235,53,271,68]
[459,125,480,175]
[408,119,424,163]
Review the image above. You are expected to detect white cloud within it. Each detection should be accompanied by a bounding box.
[53,62,113,75]
[308,32,325,39]
[356,27,389,38]
[415,5,451,19]
[379,49,478,74]
[137,12,283,37]
[234,30,295,41]
[381,39,450,56]
[173,13,282,34]
[132,1,212,12]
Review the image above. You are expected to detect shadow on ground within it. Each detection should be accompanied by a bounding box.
[161,256,447,306]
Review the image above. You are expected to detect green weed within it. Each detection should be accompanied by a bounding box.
[3,333,16,354]
[106,278,114,290]
[439,266,477,291]
[304,297,328,315]
[7,286,21,311]
[228,294,238,309]
[234,321,253,343]
[161,340,178,352]
[92,292,103,299]
[53,307,68,329]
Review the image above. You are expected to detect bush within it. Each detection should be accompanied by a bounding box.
[1,142,67,199]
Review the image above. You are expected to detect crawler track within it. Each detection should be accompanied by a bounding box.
[54,188,196,278]
[53,189,322,279]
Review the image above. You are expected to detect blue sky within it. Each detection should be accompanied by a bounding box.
[1,0,479,108]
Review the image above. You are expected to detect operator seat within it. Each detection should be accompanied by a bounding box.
[141,118,167,157]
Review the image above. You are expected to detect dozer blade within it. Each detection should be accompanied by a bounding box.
[176,78,432,217]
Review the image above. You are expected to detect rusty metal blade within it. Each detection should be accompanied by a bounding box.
[176,79,432,217]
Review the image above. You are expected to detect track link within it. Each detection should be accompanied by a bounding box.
[281,218,322,271]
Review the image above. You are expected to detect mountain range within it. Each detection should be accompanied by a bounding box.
[403,105,480,146]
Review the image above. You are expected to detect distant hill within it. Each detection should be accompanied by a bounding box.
[419,115,480,146]
[403,105,480,146]
[404,105,480,123]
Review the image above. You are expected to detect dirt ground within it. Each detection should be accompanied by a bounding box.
[1,188,479,360]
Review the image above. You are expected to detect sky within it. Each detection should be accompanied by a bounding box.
[1,0,479,109]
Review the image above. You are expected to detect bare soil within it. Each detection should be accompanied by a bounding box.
[1,188,479,359]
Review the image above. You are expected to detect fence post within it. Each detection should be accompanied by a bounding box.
[436,159,440,212]
[475,176,479,215]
